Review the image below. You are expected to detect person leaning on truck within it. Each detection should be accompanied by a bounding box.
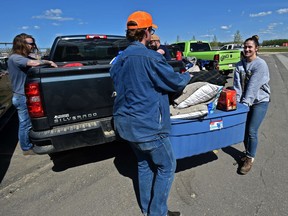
[149,34,172,60]
[110,11,191,216]
[28,35,41,60]
[7,33,57,155]
[233,35,270,175]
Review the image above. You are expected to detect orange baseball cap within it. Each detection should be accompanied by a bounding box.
[127,11,158,30]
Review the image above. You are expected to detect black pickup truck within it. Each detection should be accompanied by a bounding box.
[25,34,186,154]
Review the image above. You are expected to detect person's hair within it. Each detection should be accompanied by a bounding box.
[245,35,260,47]
[30,35,39,52]
[126,21,150,42]
[11,33,33,57]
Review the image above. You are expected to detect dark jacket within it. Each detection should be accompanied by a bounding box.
[110,41,190,142]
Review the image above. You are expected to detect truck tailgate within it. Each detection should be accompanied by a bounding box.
[27,65,115,129]
[218,50,241,66]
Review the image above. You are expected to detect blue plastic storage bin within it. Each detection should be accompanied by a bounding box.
[170,103,249,159]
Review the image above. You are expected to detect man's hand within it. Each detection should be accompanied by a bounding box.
[157,49,165,55]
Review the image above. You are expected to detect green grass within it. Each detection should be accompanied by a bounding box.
[260,47,288,52]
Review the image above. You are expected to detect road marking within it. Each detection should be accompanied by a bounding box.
[275,54,288,71]
[0,162,53,199]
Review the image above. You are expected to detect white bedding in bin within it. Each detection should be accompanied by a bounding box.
[170,82,223,119]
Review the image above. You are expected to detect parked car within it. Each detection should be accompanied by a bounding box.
[0,56,14,130]
[220,43,244,58]
[219,43,243,51]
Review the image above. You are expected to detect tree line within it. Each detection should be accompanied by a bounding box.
[184,30,288,48]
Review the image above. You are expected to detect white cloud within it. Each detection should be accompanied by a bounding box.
[201,34,214,38]
[249,11,272,17]
[259,29,273,35]
[32,9,74,21]
[268,23,277,30]
[276,8,288,14]
[260,22,284,35]
[268,22,283,30]
[77,19,88,25]
[45,9,62,17]
[19,25,40,30]
[78,21,88,25]
[221,25,232,30]
[21,26,29,30]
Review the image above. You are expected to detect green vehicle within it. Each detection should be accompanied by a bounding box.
[171,40,241,74]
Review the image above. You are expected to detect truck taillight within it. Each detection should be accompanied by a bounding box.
[180,68,186,73]
[212,57,220,71]
[214,54,219,62]
[25,83,45,118]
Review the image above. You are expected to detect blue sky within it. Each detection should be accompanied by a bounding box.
[1,0,288,48]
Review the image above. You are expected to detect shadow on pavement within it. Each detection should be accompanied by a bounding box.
[49,139,220,212]
[113,143,220,210]
[50,140,134,172]
[0,112,18,183]
[221,145,246,175]
[221,146,245,164]
[50,139,221,179]
[176,151,218,173]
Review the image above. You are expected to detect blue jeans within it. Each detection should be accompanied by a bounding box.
[129,135,176,216]
[244,102,269,158]
[12,94,33,151]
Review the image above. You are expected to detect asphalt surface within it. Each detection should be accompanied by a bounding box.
[0,53,288,216]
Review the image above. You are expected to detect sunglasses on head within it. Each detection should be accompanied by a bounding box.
[149,28,155,35]
[25,41,35,45]
[146,27,155,35]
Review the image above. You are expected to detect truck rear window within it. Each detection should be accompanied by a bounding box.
[171,42,211,52]
[190,42,210,52]
[174,43,185,52]
[52,38,130,62]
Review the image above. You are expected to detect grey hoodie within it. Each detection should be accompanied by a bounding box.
[233,56,270,106]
